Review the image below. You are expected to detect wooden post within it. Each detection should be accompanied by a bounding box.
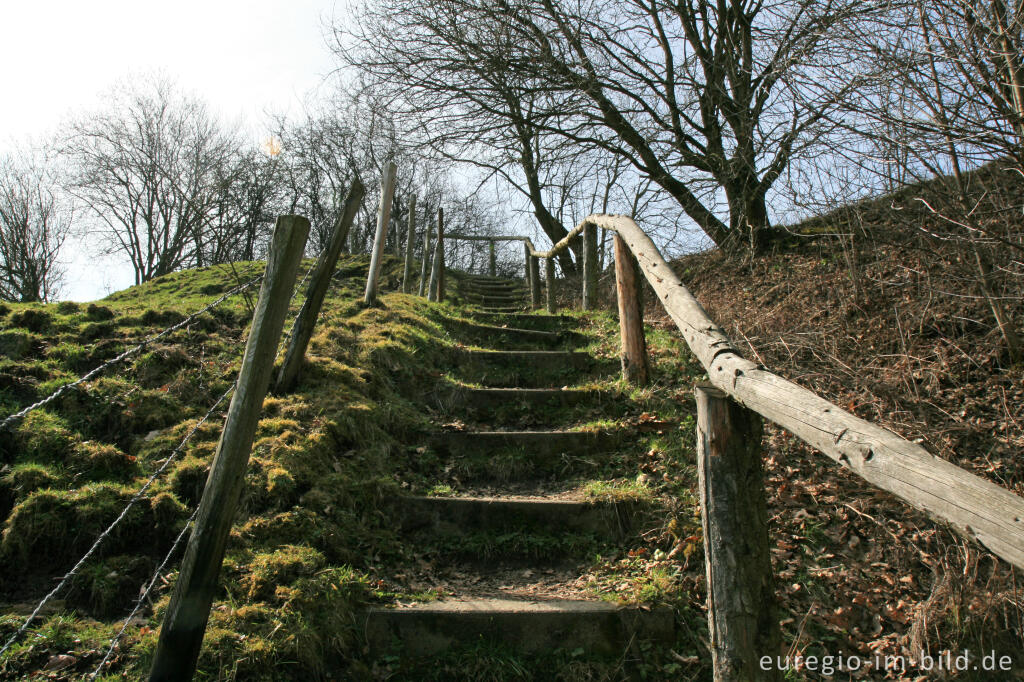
[149,216,309,682]
[364,161,398,305]
[427,207,444,302]
[613,234,649,385]
[582,222,598,310]
[402,193,417,293]
[545,257,556,314]
[489,240,497,277]
[437,208,446,302]
[418,212,434,297]
[529,254,541,309]
[522,242,532,292]
[275,181,364,394]
[695,384,780,682]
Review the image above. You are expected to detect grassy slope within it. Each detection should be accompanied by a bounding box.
[0,258,709,680]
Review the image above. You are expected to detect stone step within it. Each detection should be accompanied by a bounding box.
[395,494,644,536]
[364,599,674,657]
[432,429,615,457]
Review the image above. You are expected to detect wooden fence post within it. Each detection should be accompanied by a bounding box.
[695,384,780,682]
[530,254,541,309]
[364,160,398,305]
[275,181,364,394]
[402,193,417,293]
[428,207,444,302]
[545,257,557,314]
[418,212,434,297]
[522,242,532,293]
[148,216,310,682]
[613,234,649,385]
[489,239,497,277]
[582,222,598,310]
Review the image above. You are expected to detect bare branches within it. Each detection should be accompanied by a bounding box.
[0,147,70,302]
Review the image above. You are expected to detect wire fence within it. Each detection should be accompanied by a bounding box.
[0,385,234,659]
[0,274,263,433]
[88,505,200,679]
[1,253,379,676]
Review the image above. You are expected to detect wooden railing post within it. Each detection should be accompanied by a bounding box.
[522,242,532,292]
[149,216,310,682]
[544,257,557,314]
[275,181,364,394]
[582,222,598,310]
[402,193,417,293]
[489,239,497,277]
[530,254,541,309]
[428,207,444,302]
[695,384,780,682]
[364,161,398,305]
[613,234,649,385]
[418,210,434,297]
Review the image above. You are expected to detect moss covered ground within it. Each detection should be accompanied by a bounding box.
[0,260,710,680]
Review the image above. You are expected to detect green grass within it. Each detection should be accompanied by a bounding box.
[0,261,714,680]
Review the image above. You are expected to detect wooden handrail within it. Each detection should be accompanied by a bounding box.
[542,213,1024,571]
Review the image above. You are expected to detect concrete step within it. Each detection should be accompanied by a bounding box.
[478,305,527,313]
[396,494,644,536]
[441,386,604,411]
[364,599,674,657]
[467,312,576,331]
[432,429,616,457]
[457,349,608,387]
[444,320,584,349]
[461,291,526,303]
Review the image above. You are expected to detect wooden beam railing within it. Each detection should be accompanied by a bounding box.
[530,213,1024,574]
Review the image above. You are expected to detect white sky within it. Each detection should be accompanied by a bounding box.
[1,0,343,301]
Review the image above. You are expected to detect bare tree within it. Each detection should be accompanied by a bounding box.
[0,149,70,302]
[64,75,238,284]
[340,0,875,252]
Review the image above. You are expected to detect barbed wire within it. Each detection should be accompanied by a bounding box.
[0,275,263,433]
[0,384,234,659]
[88,505,200,679]
[77,260,315,675]
[276,261,317,358]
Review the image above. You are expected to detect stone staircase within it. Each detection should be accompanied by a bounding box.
[363,276,674,665]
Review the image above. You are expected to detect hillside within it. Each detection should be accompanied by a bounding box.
[664,167,1024,677]
[0,256,707,680]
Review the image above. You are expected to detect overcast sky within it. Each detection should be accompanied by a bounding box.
[1,0,342,300]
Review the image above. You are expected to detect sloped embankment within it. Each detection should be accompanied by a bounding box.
[671,232,1024,673]
[0,258,709,679]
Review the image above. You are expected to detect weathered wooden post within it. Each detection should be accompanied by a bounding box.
[418,210,434,297]
[613,234,649,385]
[427,207,445,302]
[437,209,446,302]
[364,160,398,305]
[582,222,598,310]
[149,216,310,682]
[545,257,557,314]
[275,181,365,394]
[402,193,417,293]
[488,239,497,277]
[522,242,532,292]
[695,384,780,682]
[529,253,541,309]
